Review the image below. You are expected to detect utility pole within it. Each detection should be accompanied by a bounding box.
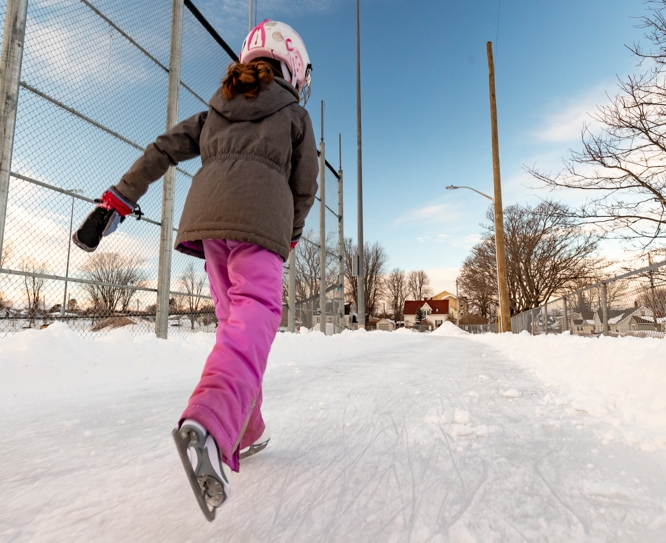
[486,41,511,333]
[356,0,365,328]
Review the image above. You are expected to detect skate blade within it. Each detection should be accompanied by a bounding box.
[172,428,217,522]
[239,438,270,460]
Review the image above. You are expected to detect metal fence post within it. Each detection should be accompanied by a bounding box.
[337,151,344,334]
[562,296,568,334]
[288,250,295,332]
[532,308,537,335]
[319,101,327,335]
[601,282,609,336]
[544,302,548,335]
[156,0,183,339]
[0,0,29,261]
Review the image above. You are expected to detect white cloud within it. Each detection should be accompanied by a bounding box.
[23,13,152,91]
[393,201,462,227]
[532,84,614,144]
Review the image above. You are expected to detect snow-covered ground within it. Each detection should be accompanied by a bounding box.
[2,323,666,542]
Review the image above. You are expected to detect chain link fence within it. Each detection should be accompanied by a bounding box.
[510,260,666,338]
[0,0,345,338]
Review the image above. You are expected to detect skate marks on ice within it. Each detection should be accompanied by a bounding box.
[222,336,666,543]
[1,335,666,542]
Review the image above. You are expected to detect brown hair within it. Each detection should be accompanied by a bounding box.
[222,59,282,100]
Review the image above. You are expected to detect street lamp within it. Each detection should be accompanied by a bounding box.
[445,184,505,331]
[446,185,493,202]
[62,189,83,320]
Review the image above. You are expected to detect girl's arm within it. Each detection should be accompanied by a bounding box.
[115,111,208,204]
[289,111,319,243]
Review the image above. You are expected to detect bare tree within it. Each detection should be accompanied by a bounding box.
[344,238,388,321]
[292,229,339,302]
[384,268,407,320]
[406,270,433,300]
[19,258,46,327]
[80,253,145,314]
[459,201,602,315]
[458,243,499,318]
[180,262,207,329]
[528,2,666,249]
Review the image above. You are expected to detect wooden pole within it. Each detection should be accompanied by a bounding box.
[486,41,511,333]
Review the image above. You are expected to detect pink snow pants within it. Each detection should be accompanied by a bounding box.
[180,239,283,472]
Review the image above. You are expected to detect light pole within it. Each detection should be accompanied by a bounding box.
[356,0,365,329]
[62,189,83,320]
[445,184,505,331]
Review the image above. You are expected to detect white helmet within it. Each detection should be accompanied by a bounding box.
[239,20,312,104]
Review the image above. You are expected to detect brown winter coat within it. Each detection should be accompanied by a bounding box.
[115,78,319,261]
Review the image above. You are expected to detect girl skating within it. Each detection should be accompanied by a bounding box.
[73,20,318,520]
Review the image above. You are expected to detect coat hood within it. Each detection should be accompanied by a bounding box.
[209,77,300,122]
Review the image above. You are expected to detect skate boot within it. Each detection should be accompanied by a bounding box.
[239,426,271,460]
[172,419,229,521]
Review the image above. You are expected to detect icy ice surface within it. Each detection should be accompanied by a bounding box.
[1,323,666,542]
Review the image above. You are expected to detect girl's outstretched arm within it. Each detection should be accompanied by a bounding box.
[116,111,208,204]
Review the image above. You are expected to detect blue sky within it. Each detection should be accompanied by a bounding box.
[194,0,649,292]
[2,0,652,300]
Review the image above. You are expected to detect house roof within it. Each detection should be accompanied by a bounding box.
[631,316,657,325]
[432,291,456,301]
[404,299,449,315]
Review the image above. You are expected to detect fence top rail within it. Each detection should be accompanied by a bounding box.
[183,0,237,60]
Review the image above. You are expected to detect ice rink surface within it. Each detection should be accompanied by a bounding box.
[1,324,665,542]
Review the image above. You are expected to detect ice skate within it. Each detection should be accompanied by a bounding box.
[172,419,229,521]
[239,427,271,460]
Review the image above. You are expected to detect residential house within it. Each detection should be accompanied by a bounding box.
[376,318,396,332]
[593,305,661,336]
[568,310,595,336]
[403,299,450,329]
[432,291,461,321]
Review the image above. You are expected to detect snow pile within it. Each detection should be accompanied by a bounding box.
[472,331,666,451]
[0,322,214,407]
[0,322,424,408]
[430,320,468,336]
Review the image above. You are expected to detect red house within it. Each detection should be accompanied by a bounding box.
[403,299,450,329]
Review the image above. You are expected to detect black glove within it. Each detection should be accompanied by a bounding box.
[72,187,139,252]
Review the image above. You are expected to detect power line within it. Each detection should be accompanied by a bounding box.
[495,0,501,56]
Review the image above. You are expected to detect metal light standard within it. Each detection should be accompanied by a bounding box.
[62,189,83,320]
[355,0,365,329]
[445,185,505,331]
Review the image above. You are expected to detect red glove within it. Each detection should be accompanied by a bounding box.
[72,187,138,252]
[99,188,134,217]
[290,240,298,252]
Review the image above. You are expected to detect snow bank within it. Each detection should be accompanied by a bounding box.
[471,331,666,451]
[0,322,214,407]
[430,321,468,336]
[0,323,425,408]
